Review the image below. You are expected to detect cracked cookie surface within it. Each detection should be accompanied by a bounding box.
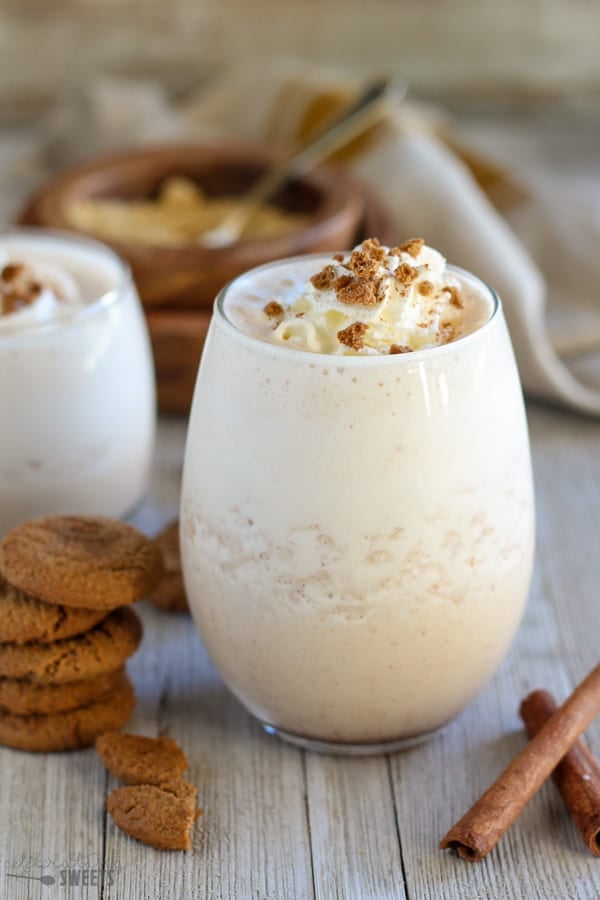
[107,779,199,850]
[0,672,136,751]
[0,516,164,610]
[0,607,142,684]
[97,732,188,785]
[0,576,107,644]
[0,667,125,715]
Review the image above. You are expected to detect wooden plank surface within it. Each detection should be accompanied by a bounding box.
[2,406,599,900]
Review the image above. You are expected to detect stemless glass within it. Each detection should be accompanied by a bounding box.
[0,228,156,536]
[180,255,535,755]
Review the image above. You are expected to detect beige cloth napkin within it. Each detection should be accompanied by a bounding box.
[45,64,600,416]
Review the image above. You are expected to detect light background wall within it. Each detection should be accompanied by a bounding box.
[1,0,599,118]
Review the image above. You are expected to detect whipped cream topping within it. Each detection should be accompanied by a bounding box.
[266,238,467,355]
[0,255,82,332]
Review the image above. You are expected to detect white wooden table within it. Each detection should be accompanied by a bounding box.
[0,408,598,900]
[1,111,600,900]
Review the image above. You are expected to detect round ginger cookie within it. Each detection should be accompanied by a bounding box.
[0,672,136,752]
[0,667,126,716]
[0,576,107,644]
[0,607,142,684]
[0,516,164,610]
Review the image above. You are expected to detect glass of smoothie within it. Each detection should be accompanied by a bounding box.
[0,228,156,536]
[180,238,535,755]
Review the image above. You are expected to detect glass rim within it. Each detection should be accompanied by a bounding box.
[0,226,132,338]
[213,252,501,366]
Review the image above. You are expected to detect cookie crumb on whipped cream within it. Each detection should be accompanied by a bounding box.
[0,256,82,326]
[263,301,284,319]
[337,322,368,350]
[258,237,472,355]
[0,263,42,316]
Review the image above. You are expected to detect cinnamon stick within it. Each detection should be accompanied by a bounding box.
[440,662,600,861]
[520,689,600,856]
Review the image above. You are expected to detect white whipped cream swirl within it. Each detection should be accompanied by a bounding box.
[270,239,466,355]
[0,254,82,332]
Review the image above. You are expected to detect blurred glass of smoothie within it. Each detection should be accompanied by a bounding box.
[0,229,156,535]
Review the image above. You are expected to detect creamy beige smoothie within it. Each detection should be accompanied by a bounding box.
[0,229,156,536]
[181,239,534,752]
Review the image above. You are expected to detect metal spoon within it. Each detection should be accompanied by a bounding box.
[199,76,408,248]
[6,872,57,886]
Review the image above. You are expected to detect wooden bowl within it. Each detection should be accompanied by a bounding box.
[19,142,367,309]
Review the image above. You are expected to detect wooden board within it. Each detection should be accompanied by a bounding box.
[1,405,599,900]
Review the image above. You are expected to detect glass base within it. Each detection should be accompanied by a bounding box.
[261,722,438,756]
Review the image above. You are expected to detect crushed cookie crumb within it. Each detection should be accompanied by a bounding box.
[333,252,345,262]
[263,301,284,319]
[395,263,418,285]
[445,285,464,309]
[334,275,379,307]
[334,274,354,291]
[310,265,337,290]
[418,280,435,296]
[346,250,380,279]
[338,322,367,350]
[439,321,455,342]
[295,312,305,318]
[1,263,25,283]
[389,344,414,354]
[361,238,387,261]
[1,262,44,317]
[397,238,425,258]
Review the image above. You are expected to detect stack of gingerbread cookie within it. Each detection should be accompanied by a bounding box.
[0,515,163,752]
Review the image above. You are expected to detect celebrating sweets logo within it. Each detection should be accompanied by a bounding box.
[3,852,126,889]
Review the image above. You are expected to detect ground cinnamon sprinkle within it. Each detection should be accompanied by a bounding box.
[263,301,284,319]
[337,322,367,350]
[310,265,337,290]
[389,344,414,354]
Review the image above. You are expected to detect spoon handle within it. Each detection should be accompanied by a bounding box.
[200,76,408,246]
[243,77,407,209]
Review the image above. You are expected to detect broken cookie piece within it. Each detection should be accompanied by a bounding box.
[96,731,188,785]
[107,780,200,851]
